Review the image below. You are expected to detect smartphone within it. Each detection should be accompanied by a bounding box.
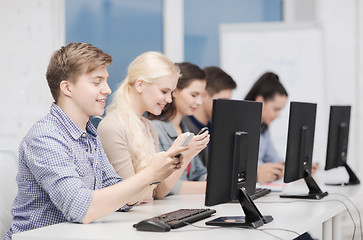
[174,132,194,158]
[180,132,194,147]
[197,127,208,135]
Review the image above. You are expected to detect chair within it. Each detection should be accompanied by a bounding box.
[89,116,103,129]
[0,150,18,239]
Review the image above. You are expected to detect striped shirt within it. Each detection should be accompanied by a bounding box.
[5,103,130,240]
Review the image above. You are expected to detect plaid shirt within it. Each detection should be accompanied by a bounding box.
[6,103,130,240]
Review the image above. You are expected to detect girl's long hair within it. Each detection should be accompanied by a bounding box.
[106,51,180,172]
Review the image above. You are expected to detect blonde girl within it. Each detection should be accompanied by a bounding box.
[98,52,209,201]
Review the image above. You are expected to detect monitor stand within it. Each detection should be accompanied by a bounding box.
[280,170,328,200]
[325,162,360,186]
[206,187,273,228]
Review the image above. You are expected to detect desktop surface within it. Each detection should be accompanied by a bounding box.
[12,172,363,240]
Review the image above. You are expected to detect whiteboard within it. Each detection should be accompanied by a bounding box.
[220,22,327,165]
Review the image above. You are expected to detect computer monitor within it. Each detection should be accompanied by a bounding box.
[281,101,328,199]
[325,105,360,185]
[205,99,273,228]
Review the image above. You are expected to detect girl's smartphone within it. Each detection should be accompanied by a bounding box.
[174,133,194,158]
[197,127,208,135]
[179,132,194,147]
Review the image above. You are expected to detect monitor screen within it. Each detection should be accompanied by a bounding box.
[205,99,273,228]
[281,101,328,199]
[325,105,360,185]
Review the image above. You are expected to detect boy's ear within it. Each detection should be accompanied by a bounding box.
[59,80,72,97]
[135,79,144,93]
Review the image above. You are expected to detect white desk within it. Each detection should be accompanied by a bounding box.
[12,169,363,240]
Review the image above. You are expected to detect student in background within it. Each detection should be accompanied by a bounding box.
[244,72,287,183]
[182,66,237,167]
[98,53,209,201]
[147,62,210,194]
[245,72,319,183]
[5,43,186,239]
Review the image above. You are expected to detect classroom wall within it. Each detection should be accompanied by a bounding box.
[0,0,65,154]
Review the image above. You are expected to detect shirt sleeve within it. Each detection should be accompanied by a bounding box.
[23,131,93,223]
[261,130,283,163]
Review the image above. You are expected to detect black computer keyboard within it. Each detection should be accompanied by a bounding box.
[250,187,271,200]
[133,208,216,231]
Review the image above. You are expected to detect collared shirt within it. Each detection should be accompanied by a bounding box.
[151,120,207,194]
[6,103,130,240]
[258,128,283,165]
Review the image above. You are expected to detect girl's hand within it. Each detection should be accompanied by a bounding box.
[182,131,210,160]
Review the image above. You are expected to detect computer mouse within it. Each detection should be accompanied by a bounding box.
[133,219,171,232]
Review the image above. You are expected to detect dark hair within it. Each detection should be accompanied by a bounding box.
[147,62,206,121]
[203,66,237,96]
[46,42,112,102]
[244,72,288,101]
